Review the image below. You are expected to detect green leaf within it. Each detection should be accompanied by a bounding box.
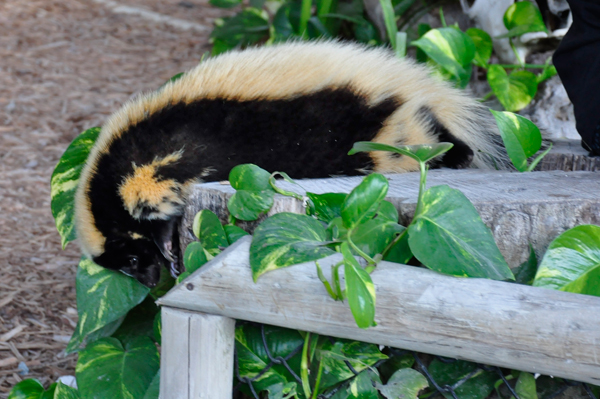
[318,340,387,390]
[111,297,159,346]
[533,225,600,296]
[383,231,412,264]
[224,224,249,244]
[306,192,347,224]
[142,370,160,399]
[500,1,547,39]
[377,200,398,223]
[210,0,242,8]
[408,185,513,280]
[50,127,100,248]
[537,63,557,84]
[341,174,388,229]
[342,242,376,328]
[515,372,538,399]
[376,368,428,399]
[228,190,274,220]
[235,325,303,393]
[210,9,270,55]
[183,241,209,275]
[487,65,538,112]
[250,213,336,280]
[466,28,492,67]
[326,216,348,241]
[411,28,475,88]
[54,383,80,399]
[76,337,159,399]
[490,110,542,171]
[8,379,55,399]
[428,360,496,399]
[330,370,381,399]
[349,141,453,164]
[265,382,297,399]
[230,164,272,191]
[192,210,228,255]
[350,219,405,258]
[379,0,397,49]
[513,244,538,285]
[228,164,275,221]
[67,258,150,352]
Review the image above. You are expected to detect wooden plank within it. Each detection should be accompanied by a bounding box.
[160,236,600,385]
[180,170,600,267]
[160,307,236,399]
[538,140,600,172]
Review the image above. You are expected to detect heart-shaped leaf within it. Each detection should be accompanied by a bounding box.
[76,337,159,399]
[192,210,228,255]
[342,242,376,328]
[411,27,475,88]
[490,110,542,171]
[306,192,347,224]
[250,213,336,280]
[466,28,492,67]
[376,368,428,399]
[350,219,405,258]
[318,340,387,391]
[515,372,538,399]
[487,65,537,112]
[341,174,388,229]
[330,370,380,399]
[534,225,600,296]
[235,325,303,393]
[50,127,100,248]
[67,258,150,352]
[7,379,55,399]
[408,185,513,280]
[500,1,547,39]
[228,164,275,221]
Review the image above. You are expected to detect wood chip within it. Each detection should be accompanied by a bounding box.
[0,326,25,343]
[0,358,18,369]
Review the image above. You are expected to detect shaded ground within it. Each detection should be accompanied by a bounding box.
[0,0,219,394]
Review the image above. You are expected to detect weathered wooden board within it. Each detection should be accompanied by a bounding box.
[159,237,600,385]
[160,307,236,399]
[539,140,600,172]
[180,169,600,267]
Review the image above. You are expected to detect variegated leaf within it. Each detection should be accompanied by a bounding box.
[50,127,100,248]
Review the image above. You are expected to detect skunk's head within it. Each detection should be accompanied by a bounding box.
[93,237,166,288]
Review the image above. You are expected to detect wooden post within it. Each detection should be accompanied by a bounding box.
[160,307,236,399]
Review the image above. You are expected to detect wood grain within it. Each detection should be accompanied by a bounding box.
[160,237,600,385]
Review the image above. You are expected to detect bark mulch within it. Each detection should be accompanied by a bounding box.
[0,0,223,395]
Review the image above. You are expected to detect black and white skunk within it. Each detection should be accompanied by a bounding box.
[75,41,508,287]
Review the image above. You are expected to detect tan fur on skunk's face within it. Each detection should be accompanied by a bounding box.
[75,41,508,286]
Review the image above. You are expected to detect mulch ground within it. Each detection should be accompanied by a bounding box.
[0,0,226,395]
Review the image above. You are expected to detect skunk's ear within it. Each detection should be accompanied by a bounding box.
[151,218,179,263]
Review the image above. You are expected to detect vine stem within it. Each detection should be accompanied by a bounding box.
[300,332,312,398]
[311,360,325,399]
[347,230,376,265]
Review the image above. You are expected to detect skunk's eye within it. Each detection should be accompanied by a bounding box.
[129,256,139,269]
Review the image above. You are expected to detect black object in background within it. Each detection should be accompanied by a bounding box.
[553,0,600,156]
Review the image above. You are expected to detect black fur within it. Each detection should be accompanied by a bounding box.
[416,106,474,169]
[87,87,400,286]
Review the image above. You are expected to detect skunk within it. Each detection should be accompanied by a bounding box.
[74,40,508,287]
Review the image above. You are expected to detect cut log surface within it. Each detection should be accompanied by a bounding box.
[539,140,600,172]
[159,237,600,385]
[180,169,600,267]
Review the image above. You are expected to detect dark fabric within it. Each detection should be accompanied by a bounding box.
[553,0,600,155]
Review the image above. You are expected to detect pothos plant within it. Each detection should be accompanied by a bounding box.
[10,65,598,399]
[210,0,557,113]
